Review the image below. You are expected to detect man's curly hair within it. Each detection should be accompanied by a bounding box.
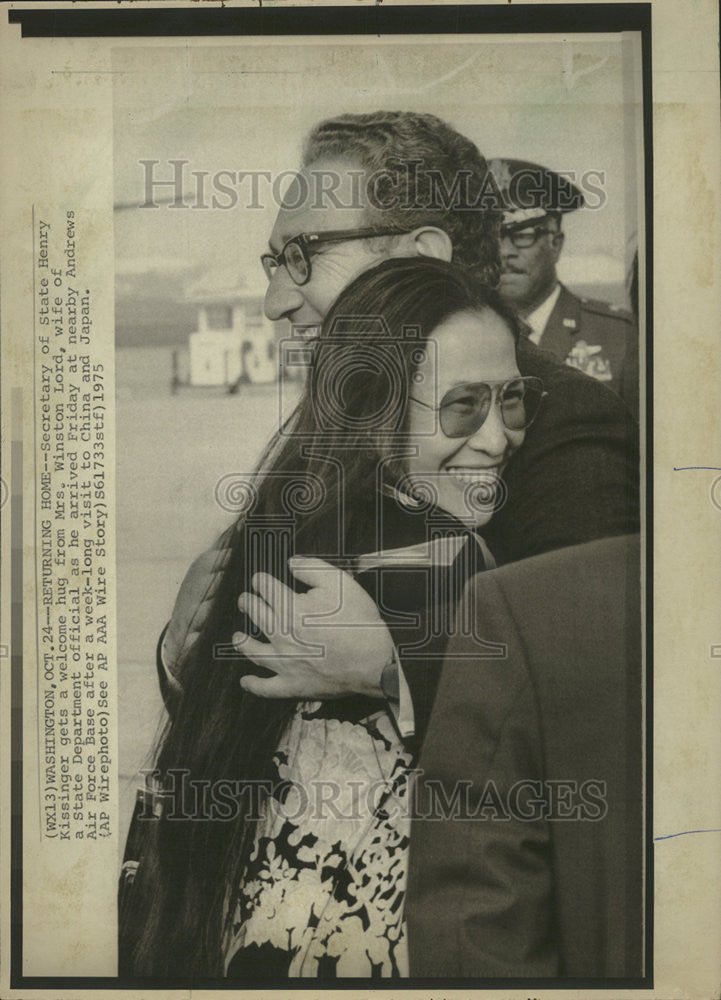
[302,110,501,287]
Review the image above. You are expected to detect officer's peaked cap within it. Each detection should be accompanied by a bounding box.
[489,158,585,229]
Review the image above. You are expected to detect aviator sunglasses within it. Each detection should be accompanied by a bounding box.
[261,228,409,286]
[410,376,546,438]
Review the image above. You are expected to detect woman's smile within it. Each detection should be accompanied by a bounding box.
[443,464,505,485]
[407,309,525,527]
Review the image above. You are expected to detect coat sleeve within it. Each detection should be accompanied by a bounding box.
[405,562,560,977]
[405,535,643,978]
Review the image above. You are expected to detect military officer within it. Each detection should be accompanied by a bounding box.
[490,158,638,417]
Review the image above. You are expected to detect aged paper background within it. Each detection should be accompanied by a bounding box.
[1,0,719,997]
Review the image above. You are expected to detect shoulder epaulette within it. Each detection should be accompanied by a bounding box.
[579,297,634,324]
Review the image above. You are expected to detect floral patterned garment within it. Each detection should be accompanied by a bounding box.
[223,701,414,978]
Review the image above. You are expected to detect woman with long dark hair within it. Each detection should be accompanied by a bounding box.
[119,256,545,980]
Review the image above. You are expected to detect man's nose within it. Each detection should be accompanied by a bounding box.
[467,403,508,456]
[500,234,517,260]
[263,269,305,321]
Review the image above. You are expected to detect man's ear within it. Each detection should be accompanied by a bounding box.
[408,226,454,262]
[551,229,565,261]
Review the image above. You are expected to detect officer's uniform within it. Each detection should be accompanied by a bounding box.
[490,157,639,419]
[540,282,637,408]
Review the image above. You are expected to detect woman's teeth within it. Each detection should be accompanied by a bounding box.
[445,466,500,485]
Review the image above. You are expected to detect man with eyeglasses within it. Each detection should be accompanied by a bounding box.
[142,110,641,978]
[492,157,638,414]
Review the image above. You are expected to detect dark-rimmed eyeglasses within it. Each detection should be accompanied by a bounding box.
[260,228,408,286]
[410,377,546,438]
[500,225,554,249]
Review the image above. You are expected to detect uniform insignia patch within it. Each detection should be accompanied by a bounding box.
[565,340,613,382]
[563,317,577,329]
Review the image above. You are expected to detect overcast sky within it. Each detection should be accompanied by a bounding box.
[113,34,644,298]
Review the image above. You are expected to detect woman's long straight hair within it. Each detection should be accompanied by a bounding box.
[120,257,520,977]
